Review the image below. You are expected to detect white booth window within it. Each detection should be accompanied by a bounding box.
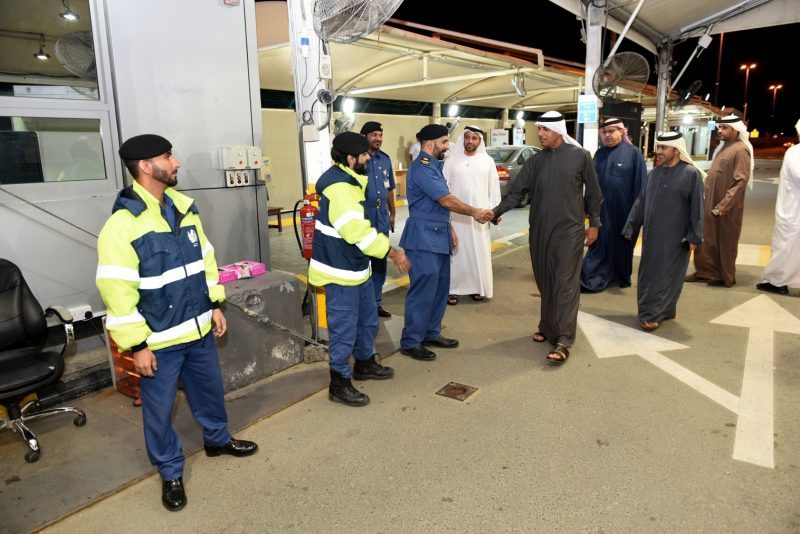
[0,0,99,102]
[0,116,106,184]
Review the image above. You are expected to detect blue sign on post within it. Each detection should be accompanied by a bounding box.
[577,95,598,123]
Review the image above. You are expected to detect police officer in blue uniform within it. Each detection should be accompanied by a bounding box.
[399,124,493,361]
[360,121,396,318]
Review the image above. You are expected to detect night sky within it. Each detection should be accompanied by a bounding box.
[391,1,799,136]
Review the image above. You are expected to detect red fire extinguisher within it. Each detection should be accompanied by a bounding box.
[299,195,318,260]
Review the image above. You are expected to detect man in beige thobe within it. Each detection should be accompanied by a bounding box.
[686,115,753,287]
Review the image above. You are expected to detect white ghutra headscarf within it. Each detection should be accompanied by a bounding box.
[535,111,582,147]
[655,131,707,180]
[715,114,754,189]
[450,125,488,158]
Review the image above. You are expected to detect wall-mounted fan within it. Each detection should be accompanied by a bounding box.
[314,0,404,43]
[672,80,702,110]
[54,31,96,81]
[592,51,649,101]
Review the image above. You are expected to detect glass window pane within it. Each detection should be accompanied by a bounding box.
[0,0,99,101]
[0,116,107,183]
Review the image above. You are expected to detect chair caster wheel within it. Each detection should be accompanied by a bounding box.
[25,450,40,463]
[74,413,87,426]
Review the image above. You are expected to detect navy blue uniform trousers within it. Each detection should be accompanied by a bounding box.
[401,249,449,348]
[139,332,230,481]
[326,279,379,378]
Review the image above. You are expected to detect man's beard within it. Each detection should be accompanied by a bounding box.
[353,162,367,175]
[152,165,177,187]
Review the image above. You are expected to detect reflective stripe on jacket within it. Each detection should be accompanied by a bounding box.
[96,180,224,351]
[308,164,390,287]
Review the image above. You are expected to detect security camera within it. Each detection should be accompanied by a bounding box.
[317,88,337,105]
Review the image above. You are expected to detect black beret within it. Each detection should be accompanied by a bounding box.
[332,131,370,156]
[119,134,172,161]
[359,121,382,135]
[417,124,449,141]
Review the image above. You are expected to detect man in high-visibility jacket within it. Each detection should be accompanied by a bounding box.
[96,134,257,512]
[309,131,410,407]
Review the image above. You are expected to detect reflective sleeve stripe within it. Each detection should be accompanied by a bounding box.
[356,228,379,251]
[202,241,214,258]
[139,259,205,290]
[309,258,370,281]
[207,279,218,288]
[105,310,146,328]
[146,310,212,345]
[315,219,342,239]
[96,265,140,282]
[331,210,363,231]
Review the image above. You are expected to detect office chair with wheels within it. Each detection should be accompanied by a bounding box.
[0,258,87,463]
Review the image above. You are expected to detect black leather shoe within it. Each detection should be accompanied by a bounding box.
[162,477,186,512]
[422,335,459,349]
[400,346,436,361]
[756,282,789,294]
[377,306,392,318]
[204,438,258,457]
[353,354,394,380]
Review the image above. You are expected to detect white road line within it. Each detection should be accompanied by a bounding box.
[732,327,775,468]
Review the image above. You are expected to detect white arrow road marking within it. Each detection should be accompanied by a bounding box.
[711,295,800,469]
[579,300,799,470]
[578,311,739,412]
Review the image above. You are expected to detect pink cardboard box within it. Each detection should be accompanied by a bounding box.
[218,266,240,283]
[235,261,266,276]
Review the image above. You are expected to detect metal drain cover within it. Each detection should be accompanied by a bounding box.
[435,382,477,401]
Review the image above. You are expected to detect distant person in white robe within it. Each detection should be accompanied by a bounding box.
[443,126,501,303]
[757,117,800,295]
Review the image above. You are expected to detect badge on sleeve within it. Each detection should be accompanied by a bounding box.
[421,156,430,166]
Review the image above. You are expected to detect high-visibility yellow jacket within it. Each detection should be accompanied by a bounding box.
[308,164,390,287]
[96,180,224,352]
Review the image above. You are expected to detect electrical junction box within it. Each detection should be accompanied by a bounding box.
[258,157,272,183]
[246,146,263,168]
[225,169,252,188]
[319,54,332,79]
[220,146,248,170]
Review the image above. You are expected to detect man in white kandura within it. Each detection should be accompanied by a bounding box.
[443,126,501,304]
[757,117,800,295]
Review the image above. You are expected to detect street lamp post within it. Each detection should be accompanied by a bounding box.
[740,63,756,122]
[769,84,783,118]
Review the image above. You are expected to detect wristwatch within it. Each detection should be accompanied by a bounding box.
[711,208,720,217]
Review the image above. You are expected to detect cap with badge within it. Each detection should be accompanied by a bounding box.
[332,131,370,156]
[359,121,383,135]
[119,134,172,161]
[417,124,449,141]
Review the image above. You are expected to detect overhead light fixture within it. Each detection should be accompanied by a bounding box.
[342,97,355,114]
[34,34,50,61]
[515,110,525,121]
[60,0,79,21]
[511,73,527,97]
[447,104,459,117]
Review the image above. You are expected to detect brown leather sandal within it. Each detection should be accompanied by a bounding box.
[546,344,570,364]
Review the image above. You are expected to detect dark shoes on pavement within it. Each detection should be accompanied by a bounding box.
[353,354,394,380]
[162,477,187,512]
[329,370,370,407]
[204,438,259,457]
[756,282,789,294]
[422,335,459,349]
[377,306,392,318]
[401,346,436,361]
[684,272,708,282]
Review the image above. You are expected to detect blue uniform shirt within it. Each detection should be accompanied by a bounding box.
[364,149,395,234]
[399,151,451,254]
